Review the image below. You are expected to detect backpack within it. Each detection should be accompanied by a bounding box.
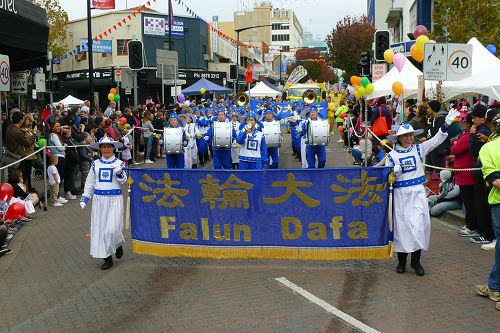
[372,108,388,136]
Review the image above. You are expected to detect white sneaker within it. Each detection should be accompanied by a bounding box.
[57,197,68,203]
[65,191,77,200]
[52,202,63,207]
[337,139,344,143]
[145,159,154,164]
[481,239,497,251]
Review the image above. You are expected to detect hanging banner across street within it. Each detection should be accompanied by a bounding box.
[128,168,394,260]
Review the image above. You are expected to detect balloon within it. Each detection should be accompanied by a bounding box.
[120,117,127,126]
[354,90,360,99]
[413,25,428,38]
[5,202,26,220]
[184,101,190,107]
[429,40,436,44]
[410,44,424,62]
[339,113,346,119]
[200,88,206,94]
[392,81,404,96]
[416,35,430,55]
[353,76,362,86]
[110,88,117,95]
[337,126,344,132]
[0,183,14,202]
[365,83,374,94]
[357,87,366,97]
[361,76,370,88]
[349,93,355,99]
[108,93,115,101]
[177,93,185,103]
[37,138,47,148]
[384,49,395,64]
[486,44,497,56]
[350,76,357,85]
[348,87,355,94]
[114,94,120,102]
[393,53,406,72]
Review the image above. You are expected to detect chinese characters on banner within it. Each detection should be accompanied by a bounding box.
[128,168,393,260]
[92,0,115,10]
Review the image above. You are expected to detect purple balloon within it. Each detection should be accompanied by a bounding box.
[177,93,185,103]
[414,25,428,38]
[486,44,496,56]
[393,53,406,72]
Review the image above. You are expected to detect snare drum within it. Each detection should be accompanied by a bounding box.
[263,121,282,148]
[307,120,330,146]
[213,122,232,148]
[163,127,184,154]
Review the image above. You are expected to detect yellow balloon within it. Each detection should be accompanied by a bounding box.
[365,83,374,94]
[357,87,366,97]
[416,35,430,55]
[354,90,360,99]
[384,49,395,64]
[200,88,206,94]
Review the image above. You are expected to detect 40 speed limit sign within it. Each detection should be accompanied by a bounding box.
[0,54,10,92]
[423,43,472,81]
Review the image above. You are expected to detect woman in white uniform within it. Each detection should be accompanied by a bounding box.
[80,137,128,270]
[385,108,460,276]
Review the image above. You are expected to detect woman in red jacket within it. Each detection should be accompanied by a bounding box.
[450,113,477,237]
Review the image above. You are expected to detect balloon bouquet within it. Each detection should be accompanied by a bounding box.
[0,183,27,221]
[107,88,121,104]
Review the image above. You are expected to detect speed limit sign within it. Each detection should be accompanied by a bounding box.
[0,54,10,92]
[447,44,472,81]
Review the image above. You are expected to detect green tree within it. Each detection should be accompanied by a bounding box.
[432,0,499,51]
[286,48,335,83]
[29,0,69,58]
[326,16,376,81]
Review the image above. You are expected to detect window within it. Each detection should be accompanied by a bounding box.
[117,39,131,56]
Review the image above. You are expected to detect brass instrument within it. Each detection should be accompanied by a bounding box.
[236,92,249,106]
[302,89,317,105]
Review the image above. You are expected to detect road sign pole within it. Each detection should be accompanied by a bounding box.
[161,64,164,105]
[133,71,138,106]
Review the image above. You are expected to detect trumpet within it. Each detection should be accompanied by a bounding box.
[236,92,249,106]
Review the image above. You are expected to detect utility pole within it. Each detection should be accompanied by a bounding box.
[87,0,95,108]
[47,51,53,106]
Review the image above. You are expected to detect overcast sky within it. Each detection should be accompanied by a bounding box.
[59,0,367,40]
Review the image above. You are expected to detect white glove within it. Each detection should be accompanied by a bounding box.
[203,136,209,141]
[80,202,86,210]
[393,165,402,176]
[114,167,123,175]
[445,109,461,126]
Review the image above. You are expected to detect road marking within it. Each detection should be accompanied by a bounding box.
[275,277,381,333]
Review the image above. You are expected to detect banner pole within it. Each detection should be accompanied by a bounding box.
[364,97,368,167]
[43,147,48,211]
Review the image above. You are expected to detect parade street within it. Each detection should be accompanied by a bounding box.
[0,136,498,333]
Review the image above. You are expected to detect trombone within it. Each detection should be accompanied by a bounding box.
[302,89,317,105]
[236,92,249,106]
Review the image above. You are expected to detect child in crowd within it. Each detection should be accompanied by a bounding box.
[47,155,66,207]
[427,170,461,216]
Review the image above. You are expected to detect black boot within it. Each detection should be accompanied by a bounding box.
[115,246,123,259]
[101,256,113,270]
[396,252,407,274]
[411,250,425,276]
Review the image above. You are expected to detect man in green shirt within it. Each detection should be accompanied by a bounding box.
[475,112,500,311]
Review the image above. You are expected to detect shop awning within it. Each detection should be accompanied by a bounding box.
[0,0,49,70]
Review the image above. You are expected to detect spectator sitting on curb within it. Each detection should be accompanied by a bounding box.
[427,170,461,217]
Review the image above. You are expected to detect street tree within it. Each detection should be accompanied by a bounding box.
[432,0,499,50]
[326,16,376,81]
[286,48,335,83]
[29,0,69,58]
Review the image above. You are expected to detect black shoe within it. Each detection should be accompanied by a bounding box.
[100,256,113,270]
[396,262,406,274]
[115,246,123,259]
[411,263,425,276]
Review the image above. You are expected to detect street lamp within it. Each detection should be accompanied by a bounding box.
[234,23,272,93]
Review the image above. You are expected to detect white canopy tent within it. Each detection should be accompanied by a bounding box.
[246,81,281,98]
[367,60,423,99]
[55,95,85,107]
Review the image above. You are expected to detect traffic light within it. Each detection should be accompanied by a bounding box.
[128,41,143,70]
[229,64,237,80]
[374,30,390,62]
[360,52,371,76]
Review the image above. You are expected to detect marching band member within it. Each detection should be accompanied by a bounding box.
[236,112,268,170]
[301,106,327,168]
[288,103,302,162]
[180,114,199,169]
[385,109,460,276]
[80,137,127,270]
[230,113,241,169]
[195,109,210,166]
[262,108,281,169]
[204,110,236,169]
[165,113,187,169]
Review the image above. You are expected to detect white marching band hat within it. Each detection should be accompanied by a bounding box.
[387,123,424,141]
[90,136,124,149]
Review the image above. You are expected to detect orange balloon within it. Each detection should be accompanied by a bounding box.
[110,88,117,95]
[337,126,344,132]
[350,76,357,85]
[392,81,404,96]
[410,44,424,62]
[353,76,362,86]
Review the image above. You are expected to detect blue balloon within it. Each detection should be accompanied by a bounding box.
[349,93,355,99]
[486,44,496,56]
